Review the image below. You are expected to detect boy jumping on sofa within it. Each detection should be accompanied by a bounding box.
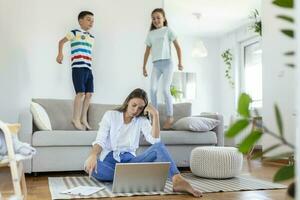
[56,11,95,130]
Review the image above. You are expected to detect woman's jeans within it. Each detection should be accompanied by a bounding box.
[92,142,180,181]
[150,59,174,117]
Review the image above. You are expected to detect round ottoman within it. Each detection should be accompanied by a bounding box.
[190,146,243,179]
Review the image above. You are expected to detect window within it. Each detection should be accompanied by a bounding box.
[171,72,197,102]
[240,38,262,109]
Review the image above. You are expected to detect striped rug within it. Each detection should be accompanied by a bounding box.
[48,173,287,199]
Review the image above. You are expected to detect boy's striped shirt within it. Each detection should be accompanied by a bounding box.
[66,29,94,69]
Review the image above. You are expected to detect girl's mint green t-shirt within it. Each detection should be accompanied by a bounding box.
[145,26,177,62]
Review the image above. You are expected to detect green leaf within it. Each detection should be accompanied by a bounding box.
[281,29,294,38]
[272,0,293,8]
[284,51,295,56]
[277,15,294,23]
[286,63,295,68]
[274,104,284,137]
[252,144,281,159]
[238,93,252,118]
[226,119,249,138]
[273,165,294,182]
[239,130,262,153]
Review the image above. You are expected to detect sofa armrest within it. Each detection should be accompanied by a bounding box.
[193,113,224,146]
[18,109,33,144]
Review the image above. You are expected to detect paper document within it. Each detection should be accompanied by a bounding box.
[61,186,105,196]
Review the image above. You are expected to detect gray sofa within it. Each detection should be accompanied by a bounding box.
[18,99,224,173]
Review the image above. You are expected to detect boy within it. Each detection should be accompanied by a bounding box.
[56,11,95,130]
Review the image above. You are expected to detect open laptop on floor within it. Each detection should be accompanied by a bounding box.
[111,162,170,193]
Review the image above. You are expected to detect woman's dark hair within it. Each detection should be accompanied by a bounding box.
[150,8,168,31]
[115,88,148,117]
[78,11,94,21]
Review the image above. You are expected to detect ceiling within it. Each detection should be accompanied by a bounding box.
[164,0,261,37]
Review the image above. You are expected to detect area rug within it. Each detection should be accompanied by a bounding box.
[48,173,287,199]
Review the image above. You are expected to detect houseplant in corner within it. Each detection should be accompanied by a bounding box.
[226,93,295,198]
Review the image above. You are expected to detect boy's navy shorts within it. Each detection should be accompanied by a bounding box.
[72,68,94,94]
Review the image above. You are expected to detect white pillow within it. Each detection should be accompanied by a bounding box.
[30,102,52,131]
[172,117,219,132]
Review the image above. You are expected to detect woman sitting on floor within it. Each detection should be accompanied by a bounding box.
[84,88,202,197]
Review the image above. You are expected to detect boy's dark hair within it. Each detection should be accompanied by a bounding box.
[150,8,168,31]
[78,11,94,21]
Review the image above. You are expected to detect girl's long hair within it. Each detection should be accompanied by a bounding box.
[115,88,148,117]
[150,8,168,31]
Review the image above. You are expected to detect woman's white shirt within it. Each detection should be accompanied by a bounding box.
[92,110,161,162]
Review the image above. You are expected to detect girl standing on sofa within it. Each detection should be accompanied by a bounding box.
[142,8,183,129]
[84,88,202,197]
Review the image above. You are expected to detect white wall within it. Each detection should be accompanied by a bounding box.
[261,0,296,154]
[178,37,221,115]
[0,0,224,123]
[0,0,162,122]
[219,24,257,126]
[0,0,32,122]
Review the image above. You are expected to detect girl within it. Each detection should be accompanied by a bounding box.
[84,88,202,197]
[143,8,183,129]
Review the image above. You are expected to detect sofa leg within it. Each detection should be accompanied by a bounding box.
[33,172,38,177]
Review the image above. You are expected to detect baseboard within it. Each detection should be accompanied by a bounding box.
[229,145,293,166]
[253,145,293,166]
[261,157,294,166]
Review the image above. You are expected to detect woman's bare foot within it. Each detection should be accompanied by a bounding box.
[81,120,92,130]
[72,119,84,130]
[172,174,203,197]
[163,117,174,129]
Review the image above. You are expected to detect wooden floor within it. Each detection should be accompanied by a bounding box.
[0,160,291,200]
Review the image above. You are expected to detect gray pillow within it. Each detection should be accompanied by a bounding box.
[172,117,219,132]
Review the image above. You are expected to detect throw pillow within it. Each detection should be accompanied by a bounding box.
[30,102,52,130]
[172,116,219,132]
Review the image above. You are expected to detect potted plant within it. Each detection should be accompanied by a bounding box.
[221,49,234,87]
[170,85,183,101]
[249,9,262,36]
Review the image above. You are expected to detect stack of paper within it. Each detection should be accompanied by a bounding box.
[60,186,105,196]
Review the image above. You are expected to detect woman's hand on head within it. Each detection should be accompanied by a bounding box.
[84,154,98,178]
[144,104,159,116]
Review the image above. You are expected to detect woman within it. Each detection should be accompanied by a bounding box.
[84,88,202,197]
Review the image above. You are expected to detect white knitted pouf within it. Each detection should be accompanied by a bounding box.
[190,146,243,179]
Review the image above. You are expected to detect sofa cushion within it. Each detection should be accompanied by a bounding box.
[88,104,119,130]
[33,99,75,130]
[30,102,52,131]
[32,131,97,146]
[140,130,217,146]
[32,130,217,147]
[158,103,192,128]
[172,117,220,132]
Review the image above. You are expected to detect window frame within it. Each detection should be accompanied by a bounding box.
[238,36,263,111]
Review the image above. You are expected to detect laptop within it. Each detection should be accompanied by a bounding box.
[112,162,170,193]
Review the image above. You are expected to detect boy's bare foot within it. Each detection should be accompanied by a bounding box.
[163,117,174,130]
[172,174,203,197]
[81,120,92,130]
[72,119,84,130]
